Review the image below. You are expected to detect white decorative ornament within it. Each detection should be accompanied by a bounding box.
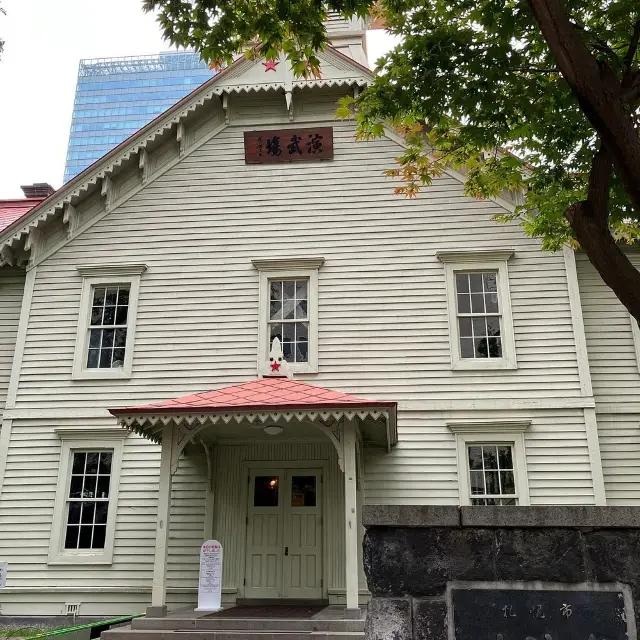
[265,337,292,377]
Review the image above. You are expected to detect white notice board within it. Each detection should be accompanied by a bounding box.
[195,540,222,612]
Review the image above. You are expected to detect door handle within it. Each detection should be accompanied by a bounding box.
[284,546,289,556]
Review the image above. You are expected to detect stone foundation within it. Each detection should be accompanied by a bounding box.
[363,506,640,639]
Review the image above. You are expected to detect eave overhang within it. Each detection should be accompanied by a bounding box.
[110,404,397,448]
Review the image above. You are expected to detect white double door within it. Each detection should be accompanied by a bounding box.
[245,468,322,600]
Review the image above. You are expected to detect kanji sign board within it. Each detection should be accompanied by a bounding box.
[244,127,333,164]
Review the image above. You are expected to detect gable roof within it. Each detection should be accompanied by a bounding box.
[0,46,372,266]
[0,198,45,234]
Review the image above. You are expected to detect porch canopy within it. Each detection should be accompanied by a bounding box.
[108,377,397,616]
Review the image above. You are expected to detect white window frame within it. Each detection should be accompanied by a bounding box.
[437,249,517,371]
[447,420,531,506]
[252,257,324,374]
[631,314,640,375]
[48,428,127,565]
[72,264,146,380]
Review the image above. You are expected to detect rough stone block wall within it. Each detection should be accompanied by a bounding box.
[363,506,640,639]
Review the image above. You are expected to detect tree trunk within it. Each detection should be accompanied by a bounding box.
[527,0,640,213]
[566,203,640,325]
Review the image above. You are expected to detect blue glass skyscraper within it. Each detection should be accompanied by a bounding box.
[64,51,216,183]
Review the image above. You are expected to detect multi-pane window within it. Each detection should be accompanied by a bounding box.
[455,272,502,359]
[87,286,129,369]
[64,451,112,550]
[468,444,517,505]
[268,279,309,363]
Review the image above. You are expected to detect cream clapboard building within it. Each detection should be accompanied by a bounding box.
[0,16,639,620]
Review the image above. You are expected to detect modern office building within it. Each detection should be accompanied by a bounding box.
[63,51,216,182]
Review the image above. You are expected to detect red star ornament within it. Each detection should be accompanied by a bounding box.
[270,361,281,372]
[263,59,279,72]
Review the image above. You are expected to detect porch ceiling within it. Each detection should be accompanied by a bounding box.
[108,376,397,450]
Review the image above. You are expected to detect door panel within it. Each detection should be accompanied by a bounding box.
[244,471,283,598]
[283,470,322,599]
[245,467,323,600]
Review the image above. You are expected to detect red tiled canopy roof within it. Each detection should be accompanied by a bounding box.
[0,199,45,234]
[109,377,396,416]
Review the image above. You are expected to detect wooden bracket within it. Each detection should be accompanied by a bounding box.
[221,94,230,124]
[62,203,79,239]
[139,149,150,184]
[24,227,43,266]
[285,91,294,121]
[0,245,15,267]
[101,176,114,211]
[176,121,186,157]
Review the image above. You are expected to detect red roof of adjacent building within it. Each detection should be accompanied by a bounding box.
[0,199,45,234]
[109,377,396,416]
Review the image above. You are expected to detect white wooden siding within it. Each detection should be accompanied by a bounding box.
[0,96,598,612]
[167,448,207,590]
[576,250,640,503]
[364,409,595,506]
[576,251,640,405]
[0,418,203,611]
[0,268,24,414]
[596,415,640,504]
[15,106,581,410]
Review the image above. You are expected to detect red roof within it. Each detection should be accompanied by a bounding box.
[110,377,396,416]
[0,199,45,234]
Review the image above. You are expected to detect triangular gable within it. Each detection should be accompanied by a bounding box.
[0,46,372,268]
[214,47,372,94]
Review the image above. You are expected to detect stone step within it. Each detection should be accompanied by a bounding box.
[132,617,365,633]
[101,629,363,640]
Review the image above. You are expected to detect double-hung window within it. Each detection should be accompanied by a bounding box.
[448,420,530,506]
[87,286,129,369]
[73,264,146,379]
[467,444,517,505]
[268,279,310,364]
[253,257,323,374]
[64,450,112,550]
[456,272,502,360]
[49,430,126,564]
[438,250,517,370]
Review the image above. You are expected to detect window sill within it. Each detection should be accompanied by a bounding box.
[259,363,318,375]
[72,369,132,381]
[452,358,517,371]
[48,554,113,566]
[289,363,318,375]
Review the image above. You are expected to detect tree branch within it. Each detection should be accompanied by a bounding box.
[624,19,640,72]
[527,0,640,213]
[565,145,640,324]
[568,18,619,60]
[587,144,613,218]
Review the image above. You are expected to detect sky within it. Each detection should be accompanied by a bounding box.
[0,0,395,198]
